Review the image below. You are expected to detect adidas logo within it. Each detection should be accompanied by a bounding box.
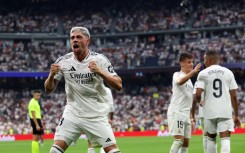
[69,66,76,71]
[105,138,111,142]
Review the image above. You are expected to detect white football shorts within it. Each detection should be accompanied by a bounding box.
[168,112,191,138]
[199,117,207,135]
[204,118,234,134]
[54,110,116,148]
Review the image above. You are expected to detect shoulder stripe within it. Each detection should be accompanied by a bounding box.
[90,51,99,56]
[54,52,72,64]
[88,51,111,63]
[101,54,110,63]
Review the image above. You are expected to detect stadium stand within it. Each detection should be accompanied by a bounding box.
[0,70,245,134]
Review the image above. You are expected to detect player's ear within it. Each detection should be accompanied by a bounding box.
[87,38,90,46]
[179,61,183,67]
[206,57,212,65]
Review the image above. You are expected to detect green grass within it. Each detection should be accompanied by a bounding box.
[0,135,244,153]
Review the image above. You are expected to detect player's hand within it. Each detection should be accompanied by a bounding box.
[199,100,204,107]
[88,61,101,74]
[108,119,113,125]
[234,116,241,128]
[193,63,202,74]
[191,118,196,132]
[36,125,41,131]
[50,64,60,77]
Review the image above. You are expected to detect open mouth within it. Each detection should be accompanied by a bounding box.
[73,44,79,48]
[73,44,79,52]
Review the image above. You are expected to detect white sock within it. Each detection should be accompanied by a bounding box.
[221,137,230,153]
[108,148,120,153]
[203,136,207,153]
[170,140,183,153]
[88,148,95,153]
[100,147,105,153]
[207,137,216,153]
[179,147,188,153]
[50,144,64,153]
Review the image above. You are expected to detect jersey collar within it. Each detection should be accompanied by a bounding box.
[85,50,91,60]
[72,50,91,62]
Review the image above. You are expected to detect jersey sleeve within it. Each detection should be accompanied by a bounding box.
[196,71,205,89]
[98,54,118,77]
[229,71,238,90]
[29,100,37,112]
[172,72,180,85]
[193,81,205,101]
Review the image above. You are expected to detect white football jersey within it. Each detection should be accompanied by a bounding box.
[54,51,117,118]
[168,71,194,116]
[196,65,238,119]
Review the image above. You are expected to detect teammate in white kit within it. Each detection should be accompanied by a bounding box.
[167,52,201,153]
[192,82,215,153]
[87,87,114,153]
[195,51,241,153]
[44,26,122,153]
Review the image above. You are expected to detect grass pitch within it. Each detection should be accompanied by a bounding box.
[0,135,244,153]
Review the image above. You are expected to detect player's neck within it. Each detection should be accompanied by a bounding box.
[181,68,189,74]
[207,63,219,67]
[74,49,89,62]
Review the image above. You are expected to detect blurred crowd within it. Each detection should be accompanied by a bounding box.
[0,29,245,71]
[0,0,245,71]
[0,0,245,34]
[0,81,245,134]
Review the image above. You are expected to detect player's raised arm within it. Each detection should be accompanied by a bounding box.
[88,60,122,91]
[44,64,60,94]
[177,63,201,85]
[98,72,122,91]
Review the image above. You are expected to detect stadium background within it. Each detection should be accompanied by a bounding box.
[0,0,245,152]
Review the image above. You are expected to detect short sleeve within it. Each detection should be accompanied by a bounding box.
[229,71,238,90]
[29,100,37,112]
[99,54,117,77]
[172,72,180,85]
[196,72,205,89]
